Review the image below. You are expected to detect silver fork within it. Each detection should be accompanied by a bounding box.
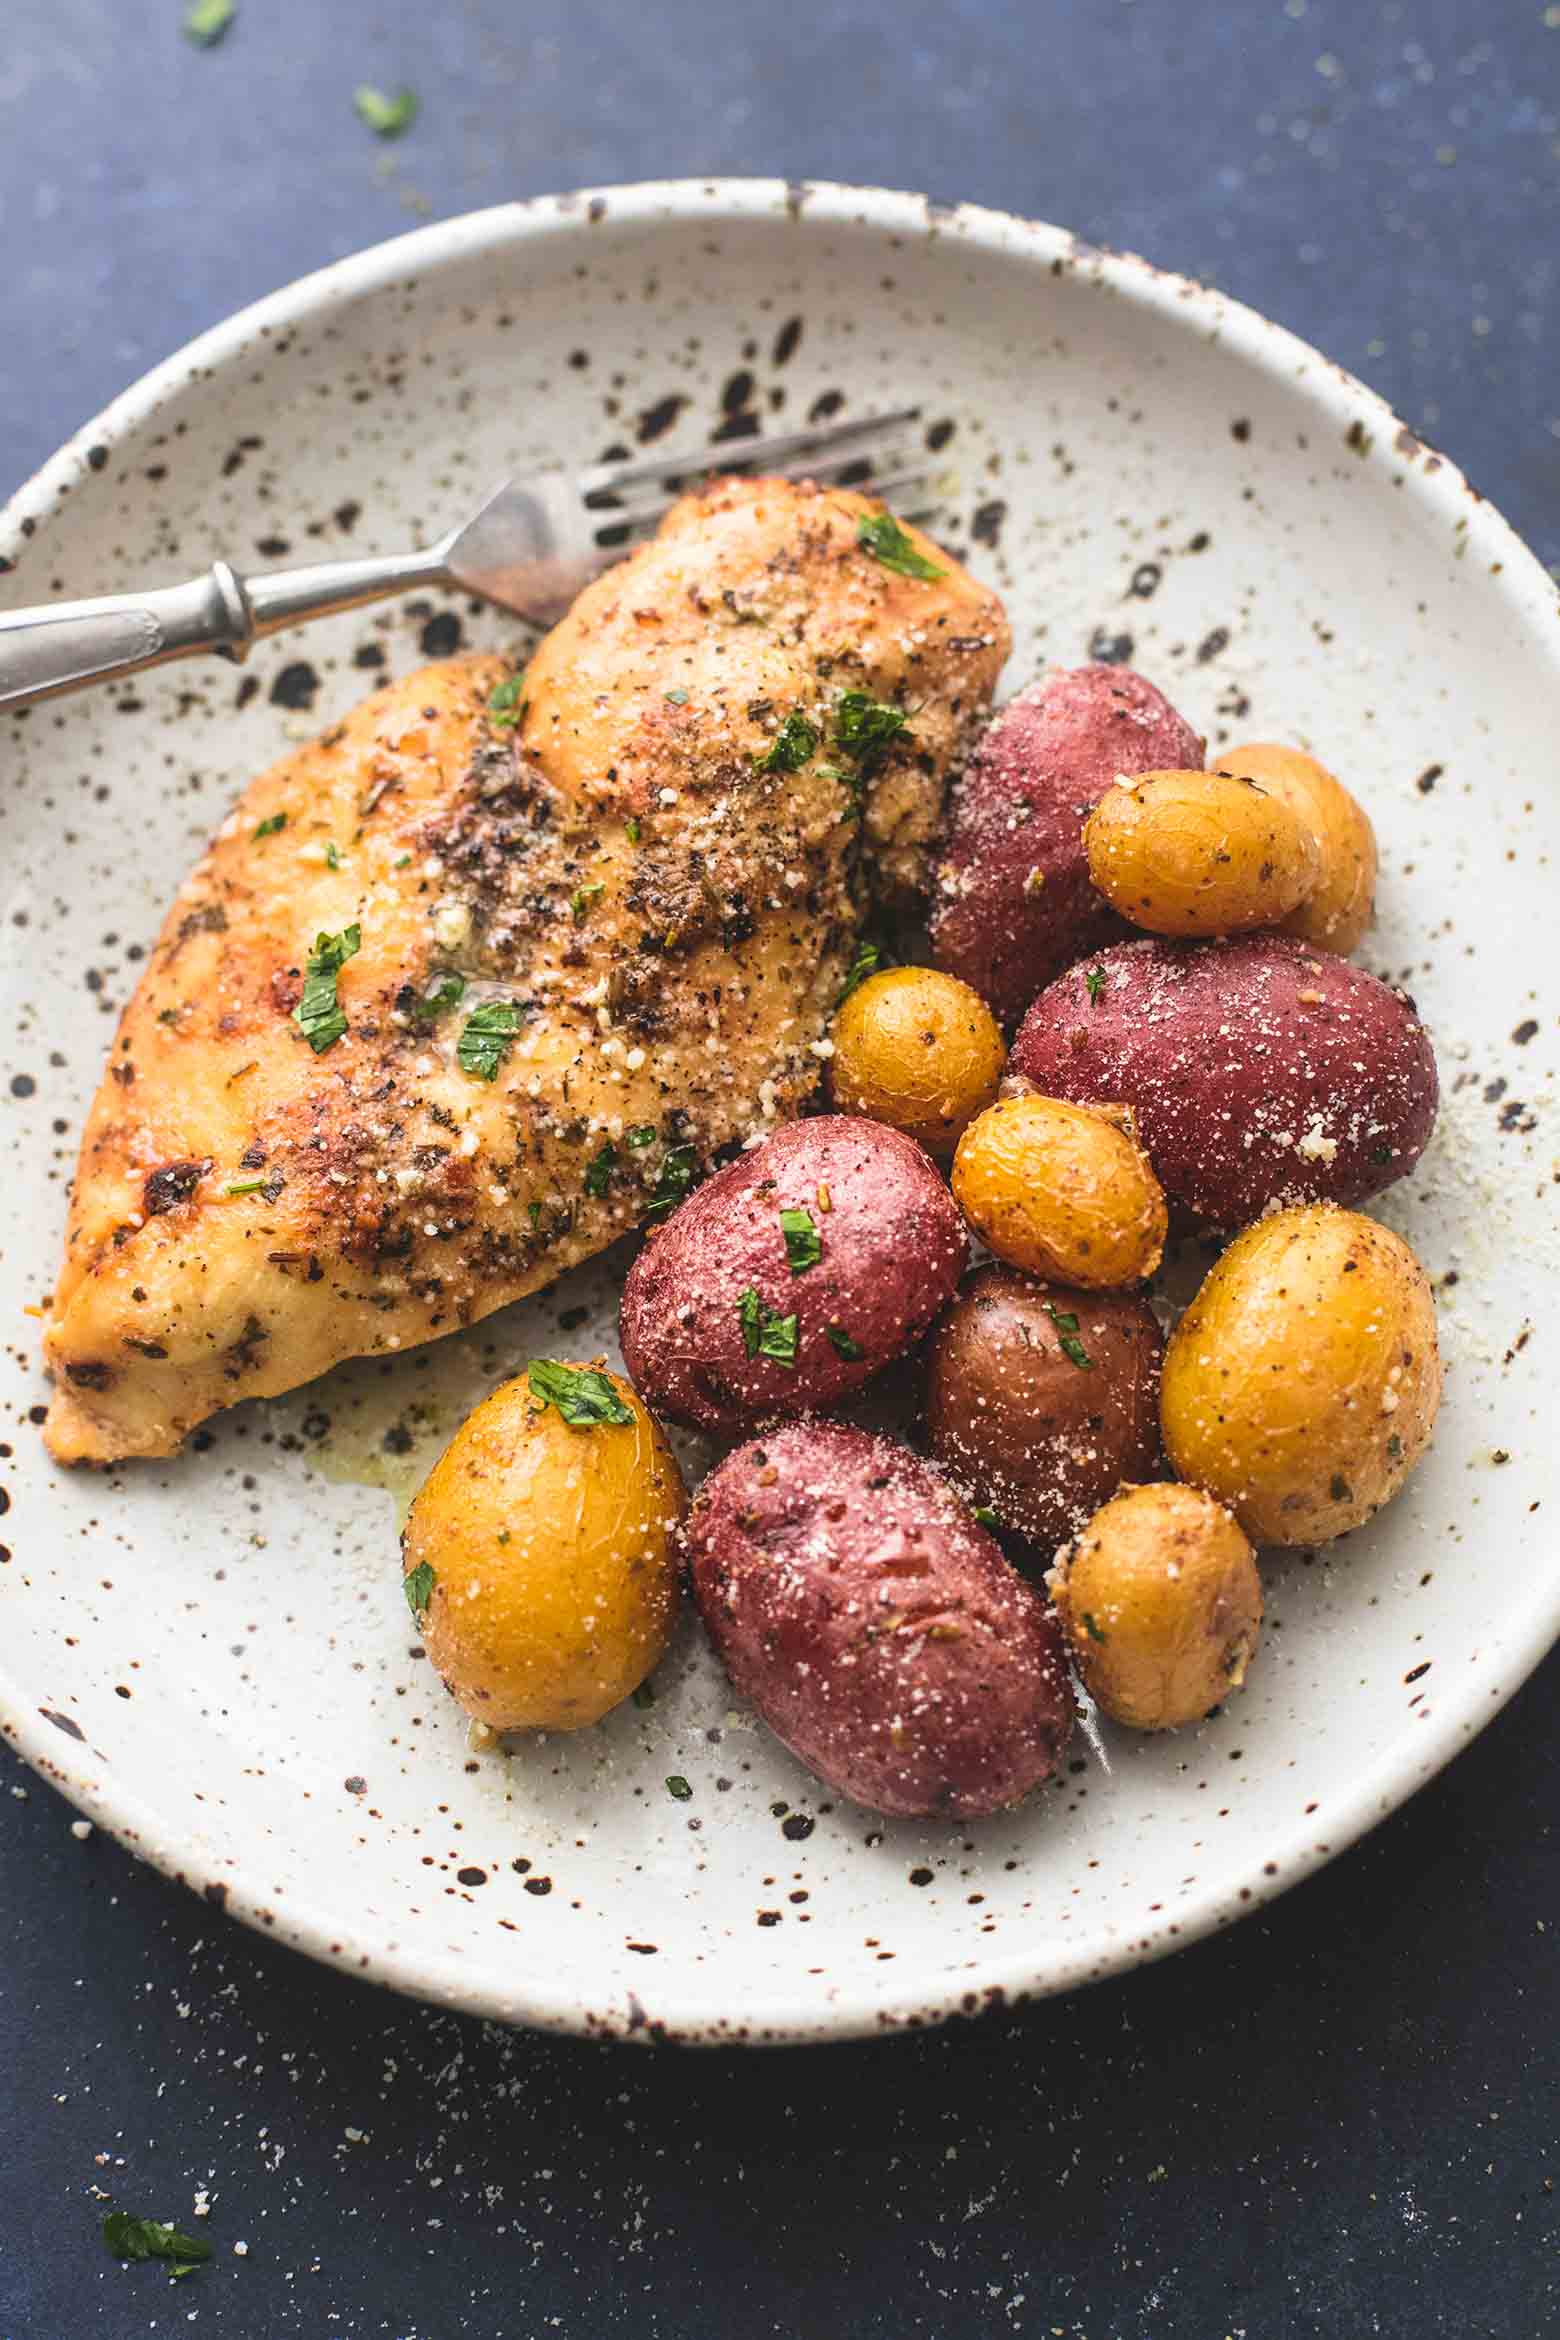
[0,409,931,714]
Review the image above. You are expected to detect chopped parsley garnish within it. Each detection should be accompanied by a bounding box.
[1080,1611,1109,1646]
[857,511,945,581]
[324,840,341,870]
[584,1143,618,1198]
[412,971,466,1022]
[103,2211,212,2275]
[625,816,642,845]
[222,1177,267,1198]
[664,688,689,706]
[972,1505,999,1528]
[834,689,909,770]
[404,1561,436,1621]
[456,998,522,1079]
[570,882,604,923]
[182,0,235,45]
[527,1358,634,1427]
[488,673,526,729]
[838,938,891,1004]
[252,811,286,840]
[1085,966,1106,1004]
[354,84,419,137]
[779,1205,822,1274]
[1369,1143,1394,1164]
[1043,1305,1093,1370]
[626,1125,657,1148]
[644,1144,696,1222]
[738,1288,799,1368]
[665,1774,693,1801]
[1387,1433,1403,1459]
[825,1323,864,1361]
[293,923,361,1055]
[757,711,820,774]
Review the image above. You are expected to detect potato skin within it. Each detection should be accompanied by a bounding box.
[1083,769,1320,938]
[1213,741,1377,953]
[1048,1483,1261,1729]
[830,966,1006,1157]
[402,1366,685,1730]
[930,665,1206,1025]
[1010,934,1438,1226]
[926,1265,1165,1549]
[952,1094,1167,1287]
[1161,1206,1442,1545]
[619,1115,967,1437]
[684,1419,1074,1817]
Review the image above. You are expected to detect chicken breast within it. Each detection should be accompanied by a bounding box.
[44,477,1009,1462]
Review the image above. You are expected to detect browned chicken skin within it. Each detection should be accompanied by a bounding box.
[44,476,1009,1461]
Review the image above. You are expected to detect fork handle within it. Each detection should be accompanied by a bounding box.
[0,545,451,713]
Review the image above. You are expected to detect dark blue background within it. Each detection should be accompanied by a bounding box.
[4,3,1556,2334]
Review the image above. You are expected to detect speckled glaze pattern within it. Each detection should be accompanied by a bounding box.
[0,181,1555,2045]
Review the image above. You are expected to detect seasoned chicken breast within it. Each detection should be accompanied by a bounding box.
[44,476,1009,1461]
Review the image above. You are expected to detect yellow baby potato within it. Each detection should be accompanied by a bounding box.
[1213,740,1378,954]
[1083,767,1320,938]
[401,1360,685,1730]
[951,1093,1167,1287]
[1048,1482,1262,1730]
[1160,1205,1441,1546]
[830,965,1006,1157]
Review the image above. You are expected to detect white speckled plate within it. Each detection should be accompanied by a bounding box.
[2,182,1556,2043]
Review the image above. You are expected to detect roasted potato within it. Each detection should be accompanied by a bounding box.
[1010,934,1439,1226]
[1048,1482,1262,1729]
[619,1115,967,1437]
[1160,1205,1442,1544]
[952,1094,1167,1287]
[684,1419,1075,1816]
[1212,741,1377,953]
[401,1362,685,1730]
[1083,769,1320,938]
[830,965,1005,1157]
[926,1265,1165,1549]
[930,664,1206,1025]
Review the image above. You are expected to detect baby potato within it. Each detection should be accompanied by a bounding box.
[1083,769,1320,938]
[830,965,1005,1157]
[401,1361,684,1730]
[1048,1482,1262,1730]
[1161,1206,1441,1545]
[1213,741,1377,954]
[952,1094,1167,1287]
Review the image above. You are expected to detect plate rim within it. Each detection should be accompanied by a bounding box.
[4,175,1557,2045]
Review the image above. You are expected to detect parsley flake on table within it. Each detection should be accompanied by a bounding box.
[252,811,286,840]
[102,2211,212,2275]
[404,1561,436,1621]
[757,711,820,774]
[354,85,419,137]
[456,998,522,1079]
[665,1774,693,1801]
[1043,1304,1093,1369]
[527,1359,634,1427]
[738,1288,799,1367]
[293,924,361,1055]
[182,0,235,46]
[856,510,944,580]
[779,1205,822,1273]
[644,1144,696,1222]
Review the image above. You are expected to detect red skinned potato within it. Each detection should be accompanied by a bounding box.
[930,664,1205,1025]
[684,1419,1075,1817]
[1009,933,1438,1226]
[619,1116,967,1437]
[926,1265,1166,1550]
